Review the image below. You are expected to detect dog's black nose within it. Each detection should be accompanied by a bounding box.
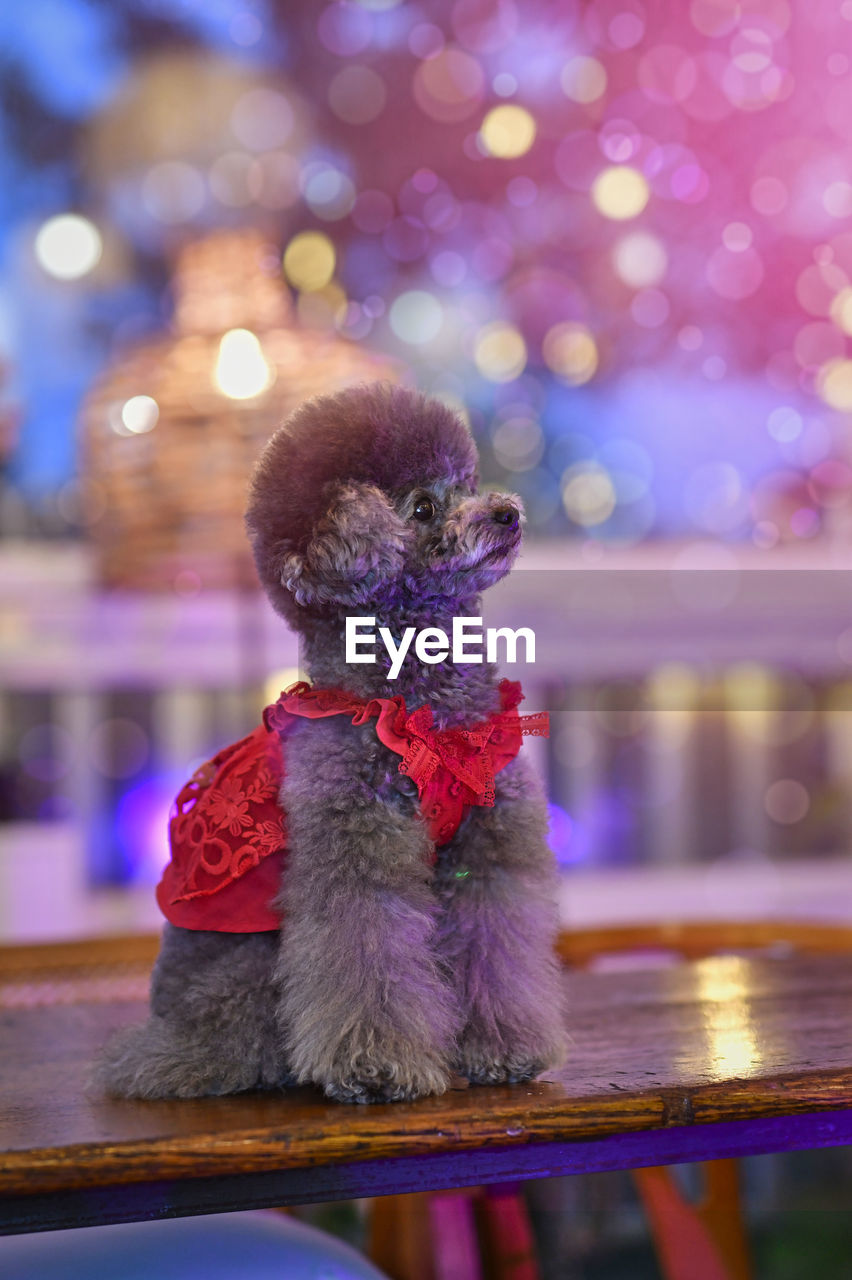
[492,504,519,530]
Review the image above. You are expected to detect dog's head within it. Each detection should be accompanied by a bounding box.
[246,383,523,625]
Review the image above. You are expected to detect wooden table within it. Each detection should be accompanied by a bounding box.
[2,941,852,1236]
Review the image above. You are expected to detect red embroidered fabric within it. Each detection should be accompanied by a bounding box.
[156,724,287,933]
[157,679,549,933]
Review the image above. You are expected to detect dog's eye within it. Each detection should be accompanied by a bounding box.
[412,497,436,522]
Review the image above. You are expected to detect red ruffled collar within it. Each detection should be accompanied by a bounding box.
[264,678,549,810]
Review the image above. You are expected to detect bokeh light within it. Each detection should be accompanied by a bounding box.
[209,153,257,207]
[282,231,336,291]
[751,175,787,215]
[230,12,262,46]
[34,214,102,280]
[328,65,387,124]
[88,718,149,780]
[317,3,372,56]
[706,245,764,299]
[764,779,810,825]
[561,55,607,103]
[561,462,617,526]
[613,232,668,287]
[684,462,748,533]
[409,22,445,59]
[689,0,741,39]
[413,47,485,123]
[491,416,545,471]
[638,44,698,105]
[543,323,598,385]
[301,162,356,220]
[231,89,294,151]
[829,287,852,337]
[817,358,852,410]
[824,182,852,219]
[142,161,205,224]
[389,290,443,344]
[474,322,527,382]
[631,288,670,328]
[591,166,650,220]
[431,249,466,286]
[767,407,802,443]
[352,188,394,233]
[479,104,536,159]
[120,395,159,435]
[384,216,429,263]
[452,0,518,53]
[493,72,517,97]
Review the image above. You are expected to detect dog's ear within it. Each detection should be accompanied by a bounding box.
[278,481,407,608]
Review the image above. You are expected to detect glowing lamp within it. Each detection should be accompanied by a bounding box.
[214,329,273,400]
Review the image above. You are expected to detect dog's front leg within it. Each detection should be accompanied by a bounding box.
[434,755,568,1084]
[275,719,461,1103]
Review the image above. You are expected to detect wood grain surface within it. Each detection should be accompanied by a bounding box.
[2,949,851,1201]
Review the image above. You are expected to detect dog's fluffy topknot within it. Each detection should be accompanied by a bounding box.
[245,382,478,609]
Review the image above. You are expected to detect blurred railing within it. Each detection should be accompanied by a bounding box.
[5,538,852,686]
[3,537,852,938]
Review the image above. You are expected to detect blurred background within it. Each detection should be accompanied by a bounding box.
[2,0,852,1272]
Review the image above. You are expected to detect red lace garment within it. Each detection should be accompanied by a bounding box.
[157,679,549,932]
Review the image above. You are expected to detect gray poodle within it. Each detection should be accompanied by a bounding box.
[100,383,567,1104]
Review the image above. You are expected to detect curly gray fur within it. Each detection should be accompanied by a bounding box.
[99,383,567,1104]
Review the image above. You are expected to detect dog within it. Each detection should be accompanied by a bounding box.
[100,382,567,1103]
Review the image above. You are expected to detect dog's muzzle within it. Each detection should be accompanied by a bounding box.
[491,504,520,531]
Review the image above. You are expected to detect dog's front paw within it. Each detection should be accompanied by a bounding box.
[460,1051,544,1086]
[97,1017,290,1099]
[318,1048,451,1105]
[457,1024,567,1086]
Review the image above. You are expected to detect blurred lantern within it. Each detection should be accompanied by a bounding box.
[80,228,399,589]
